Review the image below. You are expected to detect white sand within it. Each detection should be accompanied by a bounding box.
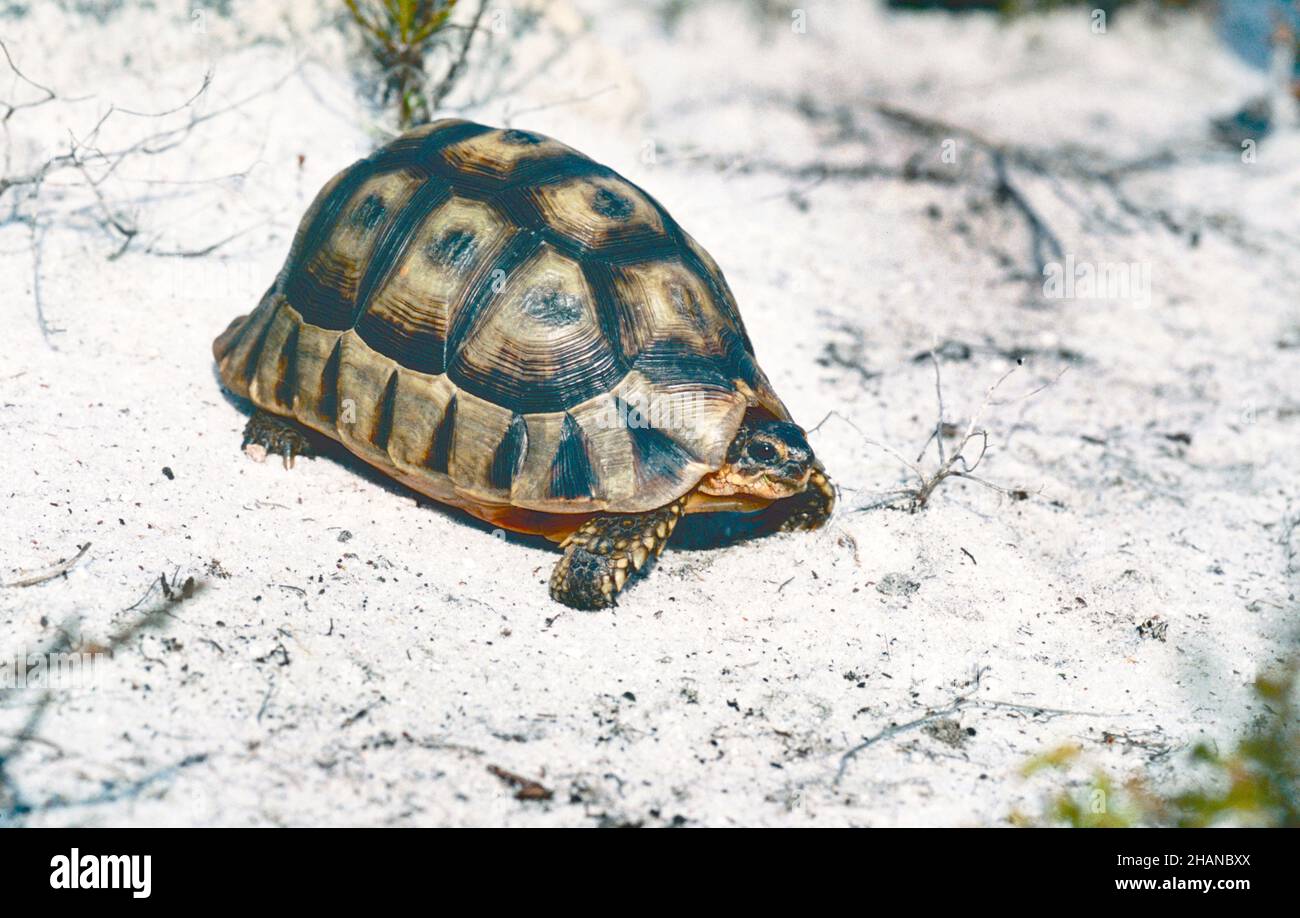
[1,0,1297,826]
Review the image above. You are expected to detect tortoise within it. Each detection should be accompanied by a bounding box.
[213,120,834,610]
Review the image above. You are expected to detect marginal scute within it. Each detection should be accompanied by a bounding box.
[382,364,457,476]
[216,121,789,517]
[604,369,745,490]
[443,388,513,489]
[334,330,400,467]
[248,302,299,410]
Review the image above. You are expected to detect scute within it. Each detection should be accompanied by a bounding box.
[214,119,789,519]
[448,243,625,415]
[439,126,586,185]
[355,193,515,376]
[282,168,425,331]
[528,172,666,251]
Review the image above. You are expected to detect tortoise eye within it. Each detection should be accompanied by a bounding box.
[746,440,778,463]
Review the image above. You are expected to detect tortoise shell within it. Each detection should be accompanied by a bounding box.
[214,120,789,532]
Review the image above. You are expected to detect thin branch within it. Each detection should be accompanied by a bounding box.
[0,38,56,123]
[992,150,1064,276]
[836,667,1122,785]
[429,0,490,110]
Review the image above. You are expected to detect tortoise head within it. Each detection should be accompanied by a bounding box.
[697,416,815,501]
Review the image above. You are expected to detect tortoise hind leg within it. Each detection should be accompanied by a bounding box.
[549,498,687,610]
[242,409,312,469]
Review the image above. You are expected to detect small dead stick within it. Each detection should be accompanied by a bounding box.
[487,764,553,801]
[992,150,1064,276]
[428,0,490,110]
[835,667,1123,785]
[1,543,90,588]
[873,358,1015,511]
[852,350,1066,512]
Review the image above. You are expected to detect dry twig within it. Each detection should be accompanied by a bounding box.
[1,543,90,588]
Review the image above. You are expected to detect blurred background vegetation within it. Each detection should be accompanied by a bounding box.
[1016,653,1300,827]
[342,0,487,129]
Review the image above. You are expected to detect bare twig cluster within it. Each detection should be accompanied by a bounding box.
[845,349,1062,513]
[0,39,298,347]
[835,665,1118,786]
[0,569,204,824]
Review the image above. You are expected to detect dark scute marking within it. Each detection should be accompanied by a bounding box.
[242,311,278,385]
[521,285,583,326]
[273,322,300,409]
[444,232,541,362]
[632,341,733,391]
[720,327,762,387]
[452,350,626,414]
[615,398,697,483]
[372,371,399,452]
[350,179,451,329]
[426,229,478,270]
[592,187,634,220]
[500,129,543,146]
[318,338,343,423]
[549,414,594,500]
[348,193,387,232]
[488,414,529,491]
[283,269,355,333]
[426,394,457,474]
[355,319,447,377]
[580,259,624,358]
[484,156,607,202]
[587,229,679,265]
[285,123,491,330]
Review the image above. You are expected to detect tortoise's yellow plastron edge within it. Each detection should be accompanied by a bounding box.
[215,294,775,531]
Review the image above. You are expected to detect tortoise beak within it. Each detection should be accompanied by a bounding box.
[762,467,811,497]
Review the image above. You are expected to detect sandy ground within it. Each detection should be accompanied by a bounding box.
[1,0,1297,826]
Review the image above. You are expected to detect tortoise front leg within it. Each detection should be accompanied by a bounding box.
[242,409,312,469]
[775,468,836,532]
[549,497,687,610]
